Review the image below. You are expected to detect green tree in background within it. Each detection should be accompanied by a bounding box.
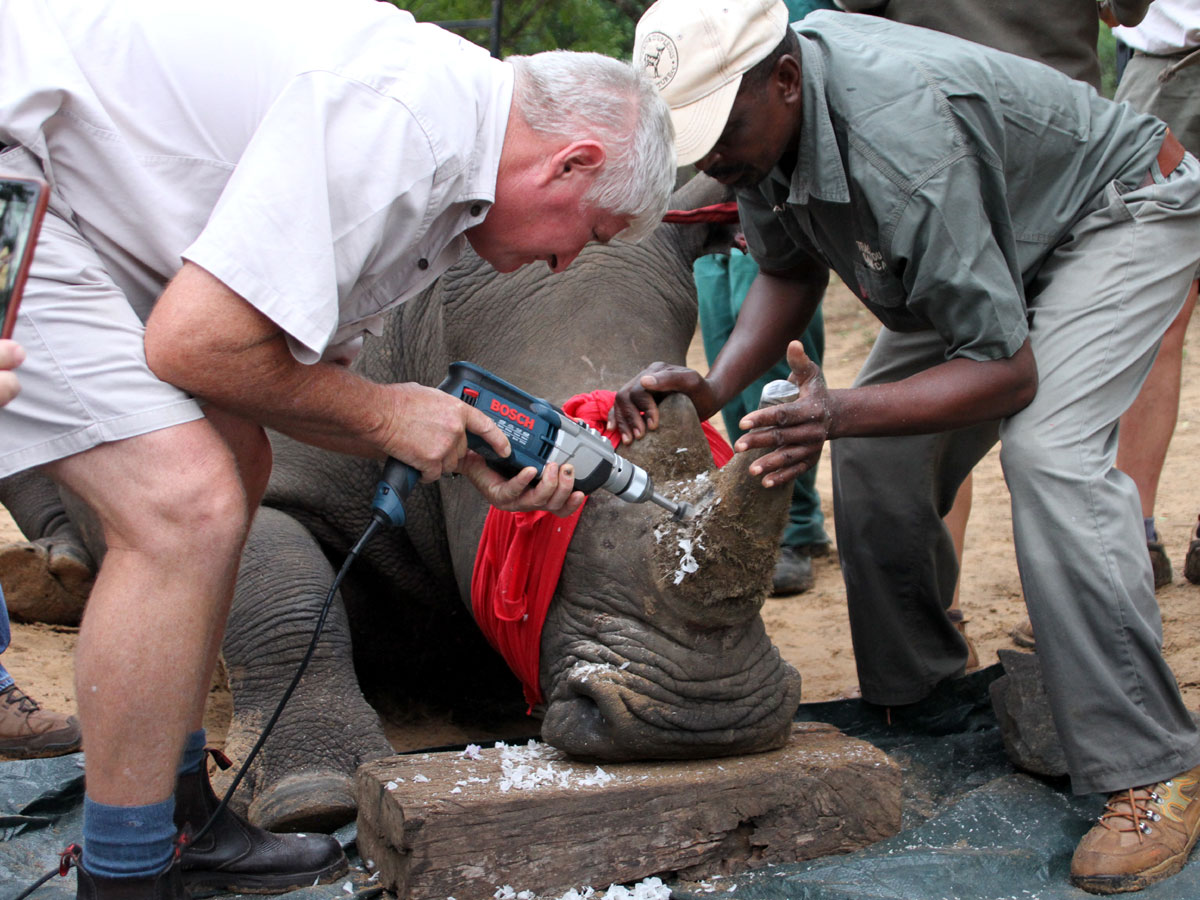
[397,0,653,57]
[397,2,1124,94]
[1098,22,1118,98]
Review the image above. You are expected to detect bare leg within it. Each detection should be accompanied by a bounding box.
[944,473,978,670]
[46,413,264,806]
[187,407,272,734]
[945,472,973,615]
[1117,280,1198,518]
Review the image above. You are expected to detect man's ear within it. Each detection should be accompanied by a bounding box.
[549,140,606,180]
[775,54,802,105]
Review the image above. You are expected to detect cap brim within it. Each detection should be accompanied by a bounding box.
[669,74,743,167]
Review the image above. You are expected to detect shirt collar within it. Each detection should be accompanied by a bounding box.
[462,58,515,209]
[783,32,850,206]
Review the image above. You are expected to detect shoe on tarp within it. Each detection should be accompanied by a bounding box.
[175,751,348,896]
[72,848,187,900]
[1071,762,1200,894]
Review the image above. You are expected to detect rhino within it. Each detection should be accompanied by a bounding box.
[0,176,804,832]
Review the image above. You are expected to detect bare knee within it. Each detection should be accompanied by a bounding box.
[48,420,253,567]
[205,405,273,511]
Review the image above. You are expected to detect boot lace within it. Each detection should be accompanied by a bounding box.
[1,685,42,715]
[1097,783,1169,842]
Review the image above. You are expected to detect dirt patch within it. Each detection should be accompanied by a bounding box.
[2,273,1198,748]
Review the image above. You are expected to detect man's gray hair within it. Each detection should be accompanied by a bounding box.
[510,50,676,242]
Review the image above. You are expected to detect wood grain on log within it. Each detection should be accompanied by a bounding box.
[356,721,900,899]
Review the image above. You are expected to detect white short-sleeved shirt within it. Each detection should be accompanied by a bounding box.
[0,0,512,363]
[1114,0,1200,54]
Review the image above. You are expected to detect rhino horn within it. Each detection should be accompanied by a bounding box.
[631,397,794,627]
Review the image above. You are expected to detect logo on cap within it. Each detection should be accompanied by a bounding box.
[639,32,679,90]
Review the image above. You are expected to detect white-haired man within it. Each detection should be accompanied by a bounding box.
[0,1,675,897]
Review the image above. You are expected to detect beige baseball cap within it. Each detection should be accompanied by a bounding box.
[636,0,790,166]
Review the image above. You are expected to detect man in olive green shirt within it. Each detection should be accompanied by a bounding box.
[618,1,1200,893]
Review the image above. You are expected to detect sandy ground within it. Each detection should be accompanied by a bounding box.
[3,274,1200,748]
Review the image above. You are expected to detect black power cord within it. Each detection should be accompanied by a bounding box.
[11,513,387,900]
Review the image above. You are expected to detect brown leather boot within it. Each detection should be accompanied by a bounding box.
[174,752,347,895]
[0,683,82,759]
[1070,763,1200,894]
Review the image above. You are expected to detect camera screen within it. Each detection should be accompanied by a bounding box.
[0,179,43,333]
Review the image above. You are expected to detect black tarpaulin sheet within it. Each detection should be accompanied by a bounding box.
[2,665,1198,900]
[672,665,1200,900]
[0,753,372,900]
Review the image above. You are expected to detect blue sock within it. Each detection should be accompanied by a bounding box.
[81,795,176,879]
[178,728,207,776]
[1145,516,1158,544]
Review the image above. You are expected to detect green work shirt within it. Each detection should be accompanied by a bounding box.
[737,12,1167,362]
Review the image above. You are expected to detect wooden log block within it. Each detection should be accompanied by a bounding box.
[356,721,900,899]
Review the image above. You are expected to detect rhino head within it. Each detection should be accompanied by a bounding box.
[537,394,803,760]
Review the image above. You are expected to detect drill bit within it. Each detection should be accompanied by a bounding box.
[651,491,693,522]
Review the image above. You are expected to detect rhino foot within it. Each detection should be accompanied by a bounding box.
[247,771,358,834]
[0,537,95,625]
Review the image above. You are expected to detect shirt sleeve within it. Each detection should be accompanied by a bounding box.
[183,70,439,363]
[889,155,1029,362]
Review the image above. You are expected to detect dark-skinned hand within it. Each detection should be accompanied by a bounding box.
[734,340,832,488]
[607,362,720,445]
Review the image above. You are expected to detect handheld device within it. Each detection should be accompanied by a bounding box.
[370,361,691,528]
[0,174,49,340]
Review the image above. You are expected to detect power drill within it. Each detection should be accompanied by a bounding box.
[371,361,691,528]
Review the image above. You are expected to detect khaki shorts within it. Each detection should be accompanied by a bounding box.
[0,149,203,478]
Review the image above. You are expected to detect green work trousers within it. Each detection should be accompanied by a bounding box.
[695,250,829,550]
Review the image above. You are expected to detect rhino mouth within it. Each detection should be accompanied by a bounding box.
[539,651,801,762]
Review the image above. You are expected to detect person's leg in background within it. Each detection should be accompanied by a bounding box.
[943,472,979,671]
[0,581,82,758]
[1118,280,1198,587]
[1110,40,1200,588]
[696,249,831,595]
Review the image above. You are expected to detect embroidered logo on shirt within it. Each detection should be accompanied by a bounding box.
[640,33,679,90]
[857,240,886,272]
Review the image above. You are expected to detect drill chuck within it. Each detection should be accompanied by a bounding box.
[549,415,651,501]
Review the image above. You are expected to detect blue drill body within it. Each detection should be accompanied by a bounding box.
[370,362,688,527]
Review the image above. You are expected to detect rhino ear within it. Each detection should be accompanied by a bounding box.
[619,393,715,481]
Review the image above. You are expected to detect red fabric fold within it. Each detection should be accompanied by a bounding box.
[471,390,732,709]
[661,201,740,224]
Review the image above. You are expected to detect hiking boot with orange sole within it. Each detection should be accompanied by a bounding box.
[1070,763,1200,894]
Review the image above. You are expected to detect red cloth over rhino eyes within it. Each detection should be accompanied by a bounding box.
[470,390,733,709]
